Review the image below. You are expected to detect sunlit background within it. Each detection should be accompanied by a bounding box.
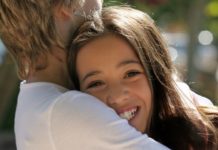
[0,0,217,149]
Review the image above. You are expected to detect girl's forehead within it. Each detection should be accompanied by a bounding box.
[79,34,134,55]
[77,34,139,63]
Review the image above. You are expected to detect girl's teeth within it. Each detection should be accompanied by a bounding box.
[119,108,137,121]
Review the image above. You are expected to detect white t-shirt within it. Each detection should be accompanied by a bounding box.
[15,82,169,150]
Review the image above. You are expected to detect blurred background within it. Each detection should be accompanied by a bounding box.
[0,0,217,149]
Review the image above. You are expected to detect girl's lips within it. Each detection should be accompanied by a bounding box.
[117,106,139,121]
[117,106,138,114]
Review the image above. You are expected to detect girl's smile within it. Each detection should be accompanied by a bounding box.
[76,34,153,133]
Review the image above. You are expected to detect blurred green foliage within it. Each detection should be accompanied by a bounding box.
[206,0,218,41]
[105,0,218,44]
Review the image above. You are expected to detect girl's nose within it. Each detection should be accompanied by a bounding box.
[106,83,129,106]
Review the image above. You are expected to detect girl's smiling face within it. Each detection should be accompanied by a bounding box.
[76,34,153,133]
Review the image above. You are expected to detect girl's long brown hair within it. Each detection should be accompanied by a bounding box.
[68,6,218,150]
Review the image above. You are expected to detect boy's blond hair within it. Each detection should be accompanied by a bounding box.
[0,0,83,79]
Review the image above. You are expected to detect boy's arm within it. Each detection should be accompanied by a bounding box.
[176,82,214,107]
[50,91,170,150]
[191,91,214,106]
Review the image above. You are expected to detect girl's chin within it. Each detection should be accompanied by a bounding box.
[129,118,146,133]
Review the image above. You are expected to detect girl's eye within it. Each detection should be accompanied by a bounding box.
[86,81,104,89]
[125,71,141,78]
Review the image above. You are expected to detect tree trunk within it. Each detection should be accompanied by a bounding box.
[186,0,207,83]
[0,54,19,128]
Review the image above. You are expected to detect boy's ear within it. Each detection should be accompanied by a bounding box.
[53,6,75,21]
[51,46,67,63]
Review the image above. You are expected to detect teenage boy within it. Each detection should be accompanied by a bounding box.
[0,0,169,150]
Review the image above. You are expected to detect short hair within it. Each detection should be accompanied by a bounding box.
[0,0,84,79]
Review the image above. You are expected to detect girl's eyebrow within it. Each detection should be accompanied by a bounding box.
[116,59,140,68]
[82,71,101,83]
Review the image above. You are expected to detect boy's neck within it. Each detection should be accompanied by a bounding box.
[26,51,73,89]
[26,72,71,89]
